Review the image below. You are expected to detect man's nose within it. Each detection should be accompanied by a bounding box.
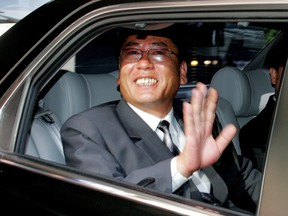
[139,51,151,61]
[137,52,154,68]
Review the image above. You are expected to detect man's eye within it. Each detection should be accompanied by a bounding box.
[151,50,167,56]
[126,49,140,55]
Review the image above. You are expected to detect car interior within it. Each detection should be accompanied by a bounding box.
[23,21,283,212]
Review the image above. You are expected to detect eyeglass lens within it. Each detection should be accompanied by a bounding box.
[121,48,177,63]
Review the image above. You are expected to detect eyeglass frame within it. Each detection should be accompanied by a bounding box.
[119,48,179,63]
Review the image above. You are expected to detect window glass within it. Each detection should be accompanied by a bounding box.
[67,22,279,85]
[186,22,279,84]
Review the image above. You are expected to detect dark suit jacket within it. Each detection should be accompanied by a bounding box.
[240,95,275,170]
[61,99,261,213]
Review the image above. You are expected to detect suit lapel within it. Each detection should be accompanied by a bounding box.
[116,99,173,163]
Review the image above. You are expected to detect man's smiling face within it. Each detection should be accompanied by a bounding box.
[118,34,187,117]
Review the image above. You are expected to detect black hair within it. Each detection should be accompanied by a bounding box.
[265,34,288,70]
[115,25,187,62]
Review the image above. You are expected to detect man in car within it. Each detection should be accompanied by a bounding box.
[61,27,261,213]
[240,37,288,171]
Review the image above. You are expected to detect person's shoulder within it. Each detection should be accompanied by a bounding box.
[61,101,120,132]
[64,100,119,124]
[82,100,119,116]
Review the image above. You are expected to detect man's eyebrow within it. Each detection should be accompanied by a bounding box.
[150,42,169,48]
[122,41,169,48]
[122,42,140,47]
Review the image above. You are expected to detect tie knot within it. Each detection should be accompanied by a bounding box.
[157,120,170,132]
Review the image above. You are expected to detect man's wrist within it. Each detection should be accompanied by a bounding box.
[176,154,196,178]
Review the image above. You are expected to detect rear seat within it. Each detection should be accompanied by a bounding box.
[210,66,274,155]
[26,66,273,163]
[25,70,121,164]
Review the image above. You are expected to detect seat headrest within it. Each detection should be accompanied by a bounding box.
[43,70,120,125]
[210,66,251,116]
[245,69,274,115]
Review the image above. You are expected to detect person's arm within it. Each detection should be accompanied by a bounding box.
[61,114,174,193]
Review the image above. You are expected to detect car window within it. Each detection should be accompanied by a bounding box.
[187,22,278,84]
[19,20,281,214]
[62,23,278,84]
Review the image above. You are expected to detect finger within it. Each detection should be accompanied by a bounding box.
[183,101,194,137]
[205,87,218,134]
[196,82,208,112]
[196,82,208,96]
[215,124,237,154]
[191,86,204,136]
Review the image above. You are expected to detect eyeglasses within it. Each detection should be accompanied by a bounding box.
[120,48,178,63]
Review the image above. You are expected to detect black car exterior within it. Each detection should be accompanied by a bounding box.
[1,0,288,215]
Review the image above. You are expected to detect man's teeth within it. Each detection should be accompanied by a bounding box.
[136,78,158,85]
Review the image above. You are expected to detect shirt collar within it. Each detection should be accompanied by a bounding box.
[127,102,174,131]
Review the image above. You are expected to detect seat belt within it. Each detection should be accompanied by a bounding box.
[31,105,65,163]
[213,115,241,171]
[35,107,55,124]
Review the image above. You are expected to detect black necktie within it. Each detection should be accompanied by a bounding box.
[157,120,179,156]
[200,192,221,206]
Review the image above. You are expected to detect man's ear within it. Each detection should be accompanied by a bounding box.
[269,67,277,85]
[179,61,188,84]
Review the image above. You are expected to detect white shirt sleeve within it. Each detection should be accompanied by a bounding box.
[170,157,189,192]
[171,157,211,193]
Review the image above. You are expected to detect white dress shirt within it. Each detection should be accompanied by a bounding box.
[127,103,211,193]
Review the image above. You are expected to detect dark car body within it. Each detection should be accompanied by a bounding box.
[1,0,288,215]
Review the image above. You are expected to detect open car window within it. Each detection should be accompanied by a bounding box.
[63,22,278,84]
[20,20,282,215]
